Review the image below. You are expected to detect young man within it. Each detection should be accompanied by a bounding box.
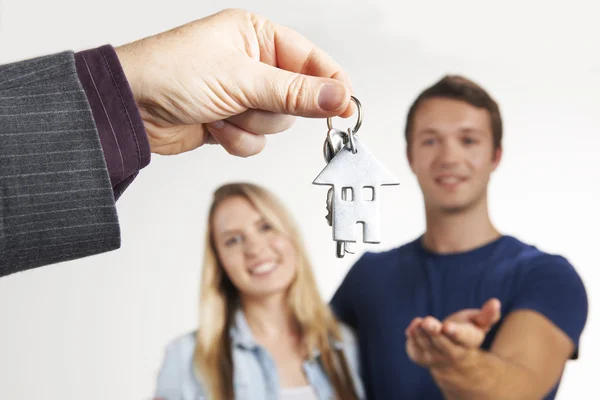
[331,76,588,399]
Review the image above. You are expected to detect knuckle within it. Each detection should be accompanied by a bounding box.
[285,75,310,114]
[220,8,246,18]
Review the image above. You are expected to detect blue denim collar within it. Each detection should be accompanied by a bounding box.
[229,309,259,350]
[229,309,344,357]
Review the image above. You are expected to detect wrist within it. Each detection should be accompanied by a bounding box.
[114,43,144,103]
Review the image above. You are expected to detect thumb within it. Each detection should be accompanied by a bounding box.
[472,298,502,329]
[241,61,352,118]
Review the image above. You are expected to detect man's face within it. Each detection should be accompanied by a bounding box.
[407,97,502,213]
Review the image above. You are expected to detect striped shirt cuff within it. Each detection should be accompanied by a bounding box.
[74,44,150,200]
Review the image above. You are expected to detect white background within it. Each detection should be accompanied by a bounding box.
[1,1,598,399]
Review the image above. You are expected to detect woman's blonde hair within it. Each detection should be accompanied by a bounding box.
[193,182,359,400]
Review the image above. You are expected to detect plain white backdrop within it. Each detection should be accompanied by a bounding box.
[1,1,598,399]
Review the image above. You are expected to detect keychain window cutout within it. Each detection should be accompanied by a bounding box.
[362,187,374,201]
[342,187,353,201]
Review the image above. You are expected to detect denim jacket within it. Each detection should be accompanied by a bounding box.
[154,310,365,400]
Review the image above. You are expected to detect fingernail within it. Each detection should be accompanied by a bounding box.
[318,82,346,111]
[209,120,224,129]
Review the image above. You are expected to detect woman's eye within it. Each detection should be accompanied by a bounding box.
[225,235,242,246]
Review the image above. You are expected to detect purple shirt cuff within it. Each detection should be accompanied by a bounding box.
[74,44,151,200]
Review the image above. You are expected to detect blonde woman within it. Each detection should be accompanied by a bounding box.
[154,183,364,400]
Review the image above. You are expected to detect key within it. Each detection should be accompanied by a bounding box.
[323,128,346,227]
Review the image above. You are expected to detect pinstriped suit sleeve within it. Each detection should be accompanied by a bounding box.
[0,51,120,277]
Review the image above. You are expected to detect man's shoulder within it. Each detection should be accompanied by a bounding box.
[503,235,573,269]
[500,238,583,290]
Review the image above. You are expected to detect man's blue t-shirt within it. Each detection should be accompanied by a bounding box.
[330,235,588,400]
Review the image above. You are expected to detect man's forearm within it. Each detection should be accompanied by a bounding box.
[431,350,544,400]
[0,51,121,276]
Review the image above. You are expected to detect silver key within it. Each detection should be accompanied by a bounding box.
[323,128,346,226]
[323,128,346,163]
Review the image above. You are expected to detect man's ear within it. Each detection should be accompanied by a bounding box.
[492,146,502,171]
[407,145,415,173]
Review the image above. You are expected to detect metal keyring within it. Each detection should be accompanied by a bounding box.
[326,95,362,134]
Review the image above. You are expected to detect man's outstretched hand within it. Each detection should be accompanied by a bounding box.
[405,298,502,369]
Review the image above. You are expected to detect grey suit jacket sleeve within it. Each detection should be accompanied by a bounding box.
[0,51,120,277]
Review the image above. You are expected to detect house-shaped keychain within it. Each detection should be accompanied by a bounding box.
[313,134,400,257]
